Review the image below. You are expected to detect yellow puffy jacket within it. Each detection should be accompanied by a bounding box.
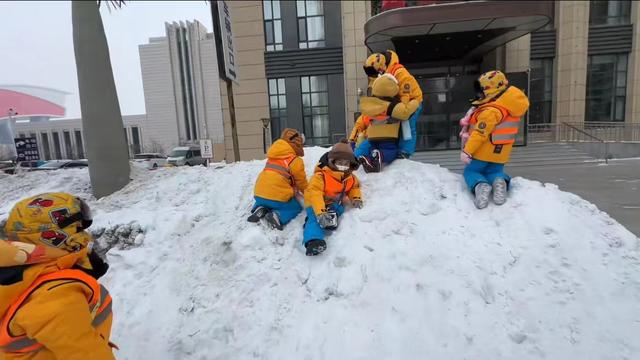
[385,50,423,104]
[304,166,362,216]
[348,115,368,145]
[463,86,530,164]
[254,139,308,202]
[0,250,115,360]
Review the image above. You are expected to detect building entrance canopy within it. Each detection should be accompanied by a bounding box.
[365,1,554,64]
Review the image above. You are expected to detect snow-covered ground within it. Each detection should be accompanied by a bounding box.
[1,148,639,360]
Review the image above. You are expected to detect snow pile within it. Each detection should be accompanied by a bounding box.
[1,148,639,359]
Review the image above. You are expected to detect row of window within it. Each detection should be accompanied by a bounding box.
[15,126,142,161]
[268,75,331,145]
[263,0,326,51]
[529,53,628,123]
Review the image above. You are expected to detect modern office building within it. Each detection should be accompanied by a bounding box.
[219,0,639,160]
[9,20,226,161]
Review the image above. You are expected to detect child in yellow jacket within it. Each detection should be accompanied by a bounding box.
[461,70,530,209]
[303,140,362,256]
[0,193,115,360]
[248,128,308,230]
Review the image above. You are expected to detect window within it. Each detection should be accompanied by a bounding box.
[297,0,325,49]
[586,54,628,122]
[529,58,554,124]
[63,130,73,159]
[74,130,85,159]
[131,126,141,155]
[52,131,62,159]
[268,78,287,140]
[590,1,631,26]
[40,133,51,160]
[263,1,283,51]
[301,75,330,145]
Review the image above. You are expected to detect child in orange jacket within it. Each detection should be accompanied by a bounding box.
[303,140,362,256]
[248,128,308,230]
[0,193,115,360]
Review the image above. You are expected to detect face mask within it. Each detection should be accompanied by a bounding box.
[336,164,350,172]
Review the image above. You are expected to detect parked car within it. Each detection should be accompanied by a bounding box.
[32,160,88,171]
[166,146,206,166]
[133,153,167,169]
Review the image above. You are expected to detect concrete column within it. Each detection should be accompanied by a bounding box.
[505,34,531,73]
[625,1,640,139]
[553,1,589,126]
[342,0,371,135]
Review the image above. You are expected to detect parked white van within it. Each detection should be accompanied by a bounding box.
[166,146,206,166]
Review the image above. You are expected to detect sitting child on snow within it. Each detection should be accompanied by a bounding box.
[303,140,362,256]
[355,74,421,172]
[248,128,308,230]
[460,70,530,209]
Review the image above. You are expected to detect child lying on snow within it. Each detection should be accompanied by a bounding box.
[303,140,363,256]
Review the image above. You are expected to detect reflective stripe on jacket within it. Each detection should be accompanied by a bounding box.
[0,269,112,354]
[470,103,521,145]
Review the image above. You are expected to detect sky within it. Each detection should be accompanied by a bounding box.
[0,1,213,119]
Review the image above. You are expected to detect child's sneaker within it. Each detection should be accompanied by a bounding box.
[264,211,283,231]
[247,206,268,223]
[474,183,492,209]
[305,239,327,256]
[492,178,508,206]
[359,156,376,173]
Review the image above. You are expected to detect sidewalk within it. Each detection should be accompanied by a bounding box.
[510,159,640,237]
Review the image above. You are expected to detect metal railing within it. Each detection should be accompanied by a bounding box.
[527,122,640,144]
[527,121,640,163]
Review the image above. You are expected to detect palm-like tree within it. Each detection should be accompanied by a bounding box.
[71,0,129,198]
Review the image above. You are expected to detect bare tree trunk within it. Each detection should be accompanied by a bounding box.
[72,1,130,198]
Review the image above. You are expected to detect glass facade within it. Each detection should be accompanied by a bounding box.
[40,133,51,160]
[75,130,85,159]
[296,0,325,49]
[268,78,287,140]
[529,58,554,124]
[63,130,73,159]
[301,75,330,145]
[590,1,631,26]
[586,54,628,122]
[263,1,283,51]
[131,126,141,155]
[52,131,62,159]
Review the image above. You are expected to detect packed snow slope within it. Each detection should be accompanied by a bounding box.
[1,147,640,360]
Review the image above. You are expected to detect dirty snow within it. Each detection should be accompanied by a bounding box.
[1,148,639,360]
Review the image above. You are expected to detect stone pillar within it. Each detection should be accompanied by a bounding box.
[505,34,531,73]
[625,1,640,140]
[219,1,270,161]
[342,0,371,135]
[554,1,589,127]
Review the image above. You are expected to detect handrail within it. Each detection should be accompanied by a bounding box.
[561,122,609,164]
[561,122,605,142]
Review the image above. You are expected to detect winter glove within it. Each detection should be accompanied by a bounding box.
[317,212,337,229]
[460,151,472,165]
[352,199,363,209]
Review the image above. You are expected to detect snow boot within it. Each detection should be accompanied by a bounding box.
[305,239,327,256]
[247,206,268,223]
[474,182,492,209]
[492,178,508,206]
[359,156,376,173]
[263,211,283,231]
[397,152,410,159]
